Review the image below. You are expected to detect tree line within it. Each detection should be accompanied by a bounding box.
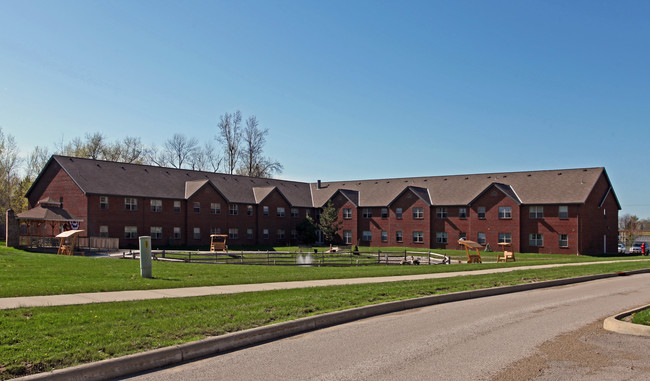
[0,111,283,223]
[619,214,650,244]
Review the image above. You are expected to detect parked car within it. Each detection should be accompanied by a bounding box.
[618,243,626,254]
[629,242,649,255]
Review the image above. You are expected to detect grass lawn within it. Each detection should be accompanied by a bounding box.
[631,307,650,326]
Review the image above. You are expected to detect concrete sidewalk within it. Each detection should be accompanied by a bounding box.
[3,259,649,310]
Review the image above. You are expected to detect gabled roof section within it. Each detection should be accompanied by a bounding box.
[322,189,359,207]
[185,180,209,199]
[469,183,522,205]
[388,186,432,206]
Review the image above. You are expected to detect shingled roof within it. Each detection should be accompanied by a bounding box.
[28,156,619,210]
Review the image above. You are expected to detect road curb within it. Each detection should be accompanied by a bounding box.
[17,268,650,381]
[603,303,650,336]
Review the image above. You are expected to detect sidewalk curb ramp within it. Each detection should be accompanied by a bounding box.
[603,302,650,337]
[17,268,650,381]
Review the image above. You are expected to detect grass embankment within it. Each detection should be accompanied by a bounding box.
[631,307,650,326]
[1,245,649,379]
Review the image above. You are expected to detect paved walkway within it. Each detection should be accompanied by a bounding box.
[2,259,649,310]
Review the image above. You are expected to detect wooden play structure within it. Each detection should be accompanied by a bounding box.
[210,234,228,253]
[56,229,84,255]
[497,242,516,262]
[458,239,482,263]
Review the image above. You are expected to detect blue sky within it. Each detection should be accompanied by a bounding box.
[1,0,649,217]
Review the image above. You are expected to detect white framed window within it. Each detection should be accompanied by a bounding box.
[211,203,221,215]
[413,231,424,243]
[173,227,181,239]
[277,229,285,239]
[263,229,269,239]
[559,234,569,247]
[150,226,162,239]
[381,208,388,219]
[263,206,269,216]
[529,233,544,247]
[396,231,403,243]
[343,230,352,244]
[459,207,467,219]
[99,196,109,210]
[559,205,569,219]
[248,205,254,216]
[436,207,447,218]
[173,200,181,213]
[436,232,447,244]
[228,204,237,215]
[229,228,238,239]
[211,227,218,235]
[343,208,352,219]
[381,231,388,242]
[247,228,254,239]
[498,233,512,244]
[396,208,403,219]
[529,206,544,219]
[99,225,108,238]
[125,198,138,211]
[291,229,297,239]
[150,199,162,212]
[193,202,200,213]
[498,206,512,219]
[477,232,486,245]
[125,226,137,239]
[413,207,424,219]
[362,231,372,241]
[277,207,285,217]
[362,208,372,218]
[477,206,486,219]
[291,208,299,217]
[193,227,200,240]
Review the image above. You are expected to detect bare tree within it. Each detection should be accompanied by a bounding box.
[189,142,223,172]
[161,134,199,169]
[217,111,242,174]
[103,136,147,164]
[237,115,283,178]
[0,127,23,222]
[84,132,106,160]
[26,146,50,180]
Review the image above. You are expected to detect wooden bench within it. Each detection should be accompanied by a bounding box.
[497,250,516,262]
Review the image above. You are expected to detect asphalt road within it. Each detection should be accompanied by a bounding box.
[122,274,650,381]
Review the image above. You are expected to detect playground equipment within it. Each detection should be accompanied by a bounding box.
[210,234,228,252]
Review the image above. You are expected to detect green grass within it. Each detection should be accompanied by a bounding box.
[0,245,646,298]
[631,307,650,326]
[2,260,649,379]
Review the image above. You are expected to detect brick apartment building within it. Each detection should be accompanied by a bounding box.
[23,155,620,254]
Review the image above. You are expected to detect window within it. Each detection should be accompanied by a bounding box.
[559,205,569,219]
[381,231,388,242]
[247,229,254,239]
[211,203,221,215]
[436,232,447,244]
[99,196,109,210]
[529,233,544,247]
[193,202,200,213]
[436,207,447,218]
[125,226,137,239]
[291,229,297,239]
[362,208,372,218]
[343,208,352,219]
[150,226,162,239]
[150,199,162,212]
[228,204,237,215]
[229,228,238,239]
[477,232,486,245]
[193,228,200,240]
[559,234,569,247]
[291,208,299,218]
[477,206,486,219]
[305,210,311,217]
[125,198,138,211]
[174,200,181,213]
[498,233,512,244]
[343,230,352,244]
[413,231,424,243]
[396,208,403,219]
[459,207,467,219]
[173,227,181,239]
[277,229,285,239]
[362,231,372,241]
[381,208,388,219]
[211,227,218,235]
[459,232,467,240]
[396,231,403,243]
[263,206,269,216]
[277,207,285,217]
[248,205,254,216]
[529,206,544,219]
[263,229,269,239]
[99,225,108,238]
[413,207,424,219]
[498,206,512,219]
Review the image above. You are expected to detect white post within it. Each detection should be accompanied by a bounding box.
[139,236,152,278]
